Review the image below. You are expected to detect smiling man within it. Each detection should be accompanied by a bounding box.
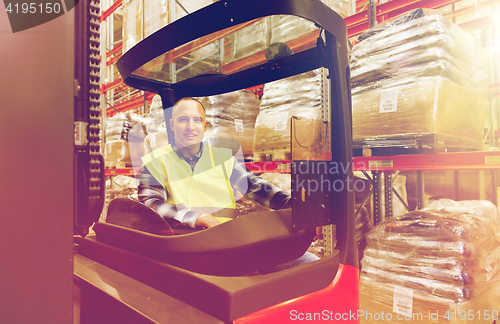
[169,98,208,158]
[138,97,298,230]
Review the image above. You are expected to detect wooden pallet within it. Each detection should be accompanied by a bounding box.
[106,161,134,169]
[252,149,291,162]
[353,133,482,157]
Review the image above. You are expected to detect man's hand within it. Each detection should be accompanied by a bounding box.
[195,214,222,228]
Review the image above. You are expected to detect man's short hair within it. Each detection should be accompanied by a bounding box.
[172,97,206,119]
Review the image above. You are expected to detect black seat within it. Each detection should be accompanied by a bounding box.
[106,198,174,236]
[105,198,203,235]
[95,198,315,276]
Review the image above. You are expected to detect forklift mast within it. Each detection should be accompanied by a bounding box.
[74,0,105,237]
[0,0,103,322]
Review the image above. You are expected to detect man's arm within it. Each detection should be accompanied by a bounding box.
[231,159,323,241]
[230,159,291,210]
[138,165,210,228]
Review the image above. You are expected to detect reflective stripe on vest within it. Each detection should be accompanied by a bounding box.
[142,144,236,217]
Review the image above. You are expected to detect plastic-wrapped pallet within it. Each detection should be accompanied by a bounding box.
[105,113,133,166]
[105,140,131,166]
[351,9,487,94]
[106,113,130,142]
[122,0,142,53]
[229,18,271,63]
[350,9,488,152]
[359,199,500,324]
[270,0,352,47]
[126,0,350,80]
[123,0,214,52]
[200,90,259,159]
[105,112,148,167]
[225,0,351,67]
[105,99,168,169]
[172,0,214,22]
[324,0,352,18]
[269,0,352,46]
[352,79,485,147]
[143,95,169,155]
[254,68,324,161]
[269,15,316,46]
[106,175,139,201]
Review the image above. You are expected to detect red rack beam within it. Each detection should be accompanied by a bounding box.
[491,83,500,98]
[244,161,291,174]
[459,15,499,31]
[105,151,500,175]
[101,78,123,94]
[106,43,122,59]
[105,167,140,176]
[106,92,156,116]
[376,0,454,17]
[345,10,370,30]
[348,22,370,37]
[101,0,123,22]
[353,151,500,171]
[444,0,500,19]
[106,43,123,66]
[107,55,121,67]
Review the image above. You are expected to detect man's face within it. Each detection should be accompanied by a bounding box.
[170,100,208,149]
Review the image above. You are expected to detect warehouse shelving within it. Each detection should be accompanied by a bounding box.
[99,0,500,115]
[104,150,500,226]
[354,151,500,224]
[100,0,500,115]
[100,0,500,222]
[97,3,500,306]
[346,0,500,36]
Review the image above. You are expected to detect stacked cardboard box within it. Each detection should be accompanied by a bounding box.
[105,113,133,166]
[143,95,169,155]
[123,0,218,82]
[254,69,324,161]
[123,0,214,52]
[105,112,151,167]
[123,0,351,84]
[223,0,351,66]
[106,96,171,167]
[200,90,260,159]
[359,199,500,323]
[350,9,488,152]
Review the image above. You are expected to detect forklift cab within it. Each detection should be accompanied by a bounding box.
[74,0,359,322]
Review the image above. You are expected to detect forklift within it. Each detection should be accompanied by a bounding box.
[72,0,359,322]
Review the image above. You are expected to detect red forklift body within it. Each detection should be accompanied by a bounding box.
[235,264,359,323]
[74,0,359,322]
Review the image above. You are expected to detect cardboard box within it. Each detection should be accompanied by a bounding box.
[359,200,500,324]
[360,278,500,324]
[352,79,486,151]
[144,132,169,155]
[105,140,131,164]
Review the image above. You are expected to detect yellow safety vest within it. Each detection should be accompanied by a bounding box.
[142,144,236,219]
